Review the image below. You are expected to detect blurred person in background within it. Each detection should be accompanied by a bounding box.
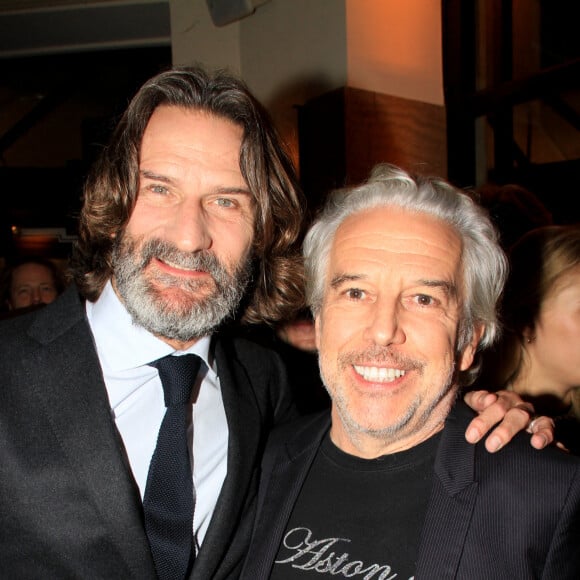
[1,256,66,315]
[476,224,580,454]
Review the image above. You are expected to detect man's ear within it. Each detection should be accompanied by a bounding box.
[459,324,485,371]
[314,314,321,351]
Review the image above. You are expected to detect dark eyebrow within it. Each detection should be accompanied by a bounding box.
[418,279,458,298]
[329,273,366,289]
[213,186,254,197]
[140,170,174,184]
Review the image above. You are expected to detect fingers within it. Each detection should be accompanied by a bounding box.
[464,390,499,445]
[464,390,535,452]
[526,415,555,449]
[463,390,499,413]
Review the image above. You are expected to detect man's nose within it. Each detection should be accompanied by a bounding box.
[31,287,41,304]
[363,298,406,346]
[167,200,212,253]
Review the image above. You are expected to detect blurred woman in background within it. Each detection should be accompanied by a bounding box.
[477,225,580,453]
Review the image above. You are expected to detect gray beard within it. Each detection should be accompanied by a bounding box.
[112,235,252,342]
[321,346,457,446]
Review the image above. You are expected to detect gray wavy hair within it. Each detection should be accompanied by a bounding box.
[303,164,508,385]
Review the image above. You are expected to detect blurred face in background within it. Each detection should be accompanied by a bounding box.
[8,263,58,310]
[524,266,580,405]
[277,314,317,353]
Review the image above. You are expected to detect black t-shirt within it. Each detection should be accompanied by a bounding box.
[270,431,441,580]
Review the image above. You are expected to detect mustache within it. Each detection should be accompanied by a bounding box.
[137,238,224,274]
[338,345,424,373]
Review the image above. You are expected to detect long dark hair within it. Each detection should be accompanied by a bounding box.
[72,65,305,324]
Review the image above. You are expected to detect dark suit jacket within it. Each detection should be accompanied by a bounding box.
[241,402,580,579]
[0,285,295,579]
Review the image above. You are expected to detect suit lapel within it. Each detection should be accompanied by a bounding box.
[27,288,156,579]
[415,402,478,579]
[192,338,266,579]
[243,414,330,579]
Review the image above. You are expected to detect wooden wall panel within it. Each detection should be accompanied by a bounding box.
[298,86,447,211]
[344,86,447,183]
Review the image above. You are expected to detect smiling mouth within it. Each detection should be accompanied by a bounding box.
[164,260,197,271]
[353,365,406,382]
[155,258,207,274]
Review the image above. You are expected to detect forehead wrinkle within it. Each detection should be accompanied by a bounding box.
[337,206,459,248]
[329,207,464,290]
[140,107,245,176]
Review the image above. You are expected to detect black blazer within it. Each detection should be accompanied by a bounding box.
[0,286,295,579]
[241,402,580,579]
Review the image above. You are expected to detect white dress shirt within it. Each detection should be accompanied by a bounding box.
[86,281,228,548]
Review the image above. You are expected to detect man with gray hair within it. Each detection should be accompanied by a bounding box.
[241,164,580,579]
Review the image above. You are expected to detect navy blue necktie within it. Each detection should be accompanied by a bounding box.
[144,354,201,580]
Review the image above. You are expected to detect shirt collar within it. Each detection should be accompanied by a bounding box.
[86,281,215,374]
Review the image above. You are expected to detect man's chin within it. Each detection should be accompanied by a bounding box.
[130,295,225,343]
[149,282,215,306]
